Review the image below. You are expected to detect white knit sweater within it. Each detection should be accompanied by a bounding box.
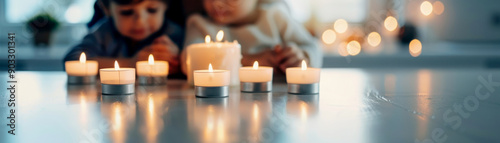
[182,3,322,73]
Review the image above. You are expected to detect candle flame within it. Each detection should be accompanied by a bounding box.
[114,60,120,70]
[253,61,259,69]
[216,30,224,42]
[208,63,213,72]
[148,54,155,65]
[79,52,86,64]
[205,35,211,43]
[301,60,307,70]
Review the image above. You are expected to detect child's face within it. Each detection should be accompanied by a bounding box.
[203,0,258,25]
[108,1,167,41]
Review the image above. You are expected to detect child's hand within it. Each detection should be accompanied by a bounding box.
[136,35,181,74]
[255,49,278,67]
[242,49,279,72]
[274,43,309,73]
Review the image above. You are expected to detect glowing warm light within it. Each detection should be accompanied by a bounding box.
[148,95,154,117]
[334,19,348,33]
[300,101,308,121]
[208,63,213,72]
[205,35,211,43]
[113,103,122,130]
[216,118,225,142]
[79,52,86,64]
[433,1,444,15]
[148,54,154,65]
[421,1,433,16]
[253,103,259,120]
[253,61,259,69]
[367,32,381,47]
[384,16,398,32]
[65,5,83,23]
[338,42,349,57]
[216,30,224,42]
[409,39,422,57]
[347,41,361,56]
[321,29,336,44]
[114,60,120,70]
[301,60,307,70]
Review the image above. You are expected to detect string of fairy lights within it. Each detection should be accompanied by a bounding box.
[321,0,445,57]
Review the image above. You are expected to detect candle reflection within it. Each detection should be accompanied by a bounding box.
[66,85,98,126]
[240,93,272,141]
[66,85,98,104]
[287,95,319,119]
[136,89,168,143]
[415,70,433,138]
[286,94,319,142]
[189,98,235,143]
[100,95,136,143]
[80,92,88,125]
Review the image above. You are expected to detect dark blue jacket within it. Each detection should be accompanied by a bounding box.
[64,18,184,61]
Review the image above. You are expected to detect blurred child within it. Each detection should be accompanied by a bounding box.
[182,0,322,74]
[64,0,184,74]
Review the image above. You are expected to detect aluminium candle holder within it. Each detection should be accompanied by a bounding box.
[101,84,135,95]
[195,86,229,98]
[67,75,96,84]
[137,76,167,85]
[288,83,319,95]
[240,81,272,93]
[101,93,135,104]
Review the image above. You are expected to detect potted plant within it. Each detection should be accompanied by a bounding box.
[26,13,60,46]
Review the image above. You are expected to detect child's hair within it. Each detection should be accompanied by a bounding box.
[100,0,170,7]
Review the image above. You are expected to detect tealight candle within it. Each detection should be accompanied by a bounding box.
[100,61,136,95]
[286,60,321,94]
[136,54,169,85]
[193,63,230,98]
[186,30,241,86]
[65,52,98,84]
[239,61,273,92]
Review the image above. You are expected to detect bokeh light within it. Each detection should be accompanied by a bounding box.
[334,19,348,34]
[366,32,381,47]
[337,42,349,57]
[384,16,398,32]
[420,1,433,16]
[65,5,84,23]
[347,41,361,56]
[409,39,422,57]
[433,1,445,15]
[322,29,337,44]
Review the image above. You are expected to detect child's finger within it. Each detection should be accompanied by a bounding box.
[276,49,296,63]
[280,57,302,72]
[168,56,179,64]
[274,45,282,53]
[153,35,169,45]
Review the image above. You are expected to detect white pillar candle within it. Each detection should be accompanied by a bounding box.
[194,64,230,87]
[65,52,98,76]
[286,60,321,84]
[136,54,169,77]
[239,61,273,82]
[100,61,136,84]
[186,30,241,85]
